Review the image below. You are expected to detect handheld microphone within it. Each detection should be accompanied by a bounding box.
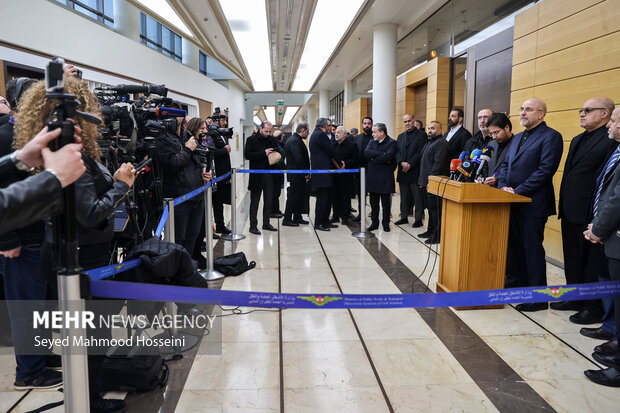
[471,149,483,159]
[449,159,462,180]
[456,161,476,182]
[458,151,469,161]
[474,146,494,180]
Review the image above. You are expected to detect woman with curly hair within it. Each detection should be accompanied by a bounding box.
[14,76,131,413]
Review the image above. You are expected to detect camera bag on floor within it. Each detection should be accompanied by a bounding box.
[213,252,256,276]
[100,345,169,393]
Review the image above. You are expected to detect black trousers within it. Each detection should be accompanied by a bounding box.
[369,193,391,226]
[582,243,608,315]
[426,191,442,237]
[284,181,305,221]
[314,187,331,227]
[561,219,590,285]
[212,188,225,228]
[608,258,620,367]
[508,212,548,287]
[271,174,284,213]
[333,180,353,220]
[249,176,273,228]
[399,182,425,222]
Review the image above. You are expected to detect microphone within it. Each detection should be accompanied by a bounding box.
[456,161,476,182]
[474,146,494,180]
[153,106,187,118]
[449,159,462,180]
[103,84,168,97]
[471,149,483,159]
[458,151,469,161]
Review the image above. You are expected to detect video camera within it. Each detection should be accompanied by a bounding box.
[209,107,233,138]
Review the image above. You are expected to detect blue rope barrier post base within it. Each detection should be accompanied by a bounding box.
[200,185,225,281]
[352,167,375,239]
[221,168,245,241]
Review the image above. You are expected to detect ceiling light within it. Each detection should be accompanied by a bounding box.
[221,0,272,91]
[292,0,364,91]
[282,106,300,125]
[135,0,193,37]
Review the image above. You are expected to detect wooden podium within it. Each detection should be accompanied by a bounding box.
[427,176,531,309]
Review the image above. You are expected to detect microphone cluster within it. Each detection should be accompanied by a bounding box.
[449,146,493,182]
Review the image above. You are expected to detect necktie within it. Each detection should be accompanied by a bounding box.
[593,145,620,216]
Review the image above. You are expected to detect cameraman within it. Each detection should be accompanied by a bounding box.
[210,112,232,234]
[157,110,211,254]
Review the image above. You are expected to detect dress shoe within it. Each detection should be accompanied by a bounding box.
[213,233,220,240]
[282,220,299,227]
[367,224,379,231]
[592,351,620,368]
[580,327,614,341]
[327,223,339,228]
[262,223,278,231]
[383,225,391,232]
[418,230,432,238]
[412,220,423,228]
[594,340,618,355]
[569,309,603,325]
[515,302,548,312]
[314,224,330,231]
[249,226,261,235]
[216,226,232,234]
[295,218,309,225]
[394,218,408,225]
[424,236,439,244]
[350,208,357,213]
[270,212,284,218]
[550,300,583,311]
[341,218,350,225]
[584,367,620,387]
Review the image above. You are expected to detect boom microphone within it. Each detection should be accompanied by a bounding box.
[474,146,494,180]
[449,159,462,180]
[104,84,168,97]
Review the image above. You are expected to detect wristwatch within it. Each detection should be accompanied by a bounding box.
[11,151,35,172]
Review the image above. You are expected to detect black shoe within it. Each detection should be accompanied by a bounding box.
[418,231,432,238]
[327,223,339,228]
[592,351,619,368]
[270,212,284,218]
[352,215,361,222]
[282,220,299,227]
[425,236,439,244]
[594,340,618,355]
[216,226,231,234]
[394,218,408,225]
[367,224,379,231]
[580,327,614,341]
[262,223,278,231]
[295,218,309,225]
[550,300,583,311]
[196,256,207,270]
[584,367,620,387]
[45,354,62,371]
[249,226,261,235]
[383,225,391,232]
[91,395,127,413]
[213,233,220,240]
[569,309,603,325]
[350,208,357,213]
[330,216,340,223]
[412,220,423,228]
[315,225,330,231]
[515,302,548,312]
[14,369,62,390]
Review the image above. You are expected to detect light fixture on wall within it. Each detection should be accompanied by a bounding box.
[430,50,437,58]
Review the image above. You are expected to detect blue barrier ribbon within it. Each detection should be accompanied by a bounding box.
[89,280,620,309]
[155,205,169,238]
[86,259,142,281]
[237,169,359,174]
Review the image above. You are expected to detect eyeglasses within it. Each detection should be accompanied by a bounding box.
[578,107,606,115]
[489,130,502,137]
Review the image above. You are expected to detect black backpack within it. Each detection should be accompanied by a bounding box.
[100,346,169,393]
[213,252,256,276]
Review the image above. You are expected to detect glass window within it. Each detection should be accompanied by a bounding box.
[139,12,183,62]
[199,52,208,76]
[55,0,114,25]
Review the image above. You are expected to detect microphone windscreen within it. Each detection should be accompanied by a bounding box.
[481,146,494,158]
[459,151,469,161]
[471,149,483,158]
[450,159,462,171]
[479,154,491,162]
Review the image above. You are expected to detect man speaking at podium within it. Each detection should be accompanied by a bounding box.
[498,98,563,312]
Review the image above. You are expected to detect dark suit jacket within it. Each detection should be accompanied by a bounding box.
[244,131,278,191]
[559,125,617,224]
[365,136,397,194]
[309,127,339,190]
[418,135,449,187]
[355,132,373,168]
[284,133,310,183]
[497,122,563,218]
[591,147,620,260]
[464,131,493,154]
[334,138,359,188]
[487,138,512,176]
[444,125,472,160]
[396,128,427,184]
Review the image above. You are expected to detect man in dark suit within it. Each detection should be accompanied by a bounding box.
[498,98,563,312]
[365,123,397,232]
[395,113,427,228]
[244,121,278,235]
[556,98,617,325]
[484,113,514,187]
[310,118,341,231]
[418,121,449,244]
[353,117,374,221]
[583,105,620,387]
[333,126,359,225]
[464,109,493,153]
[444,108,472,161]
[283,122,310,227]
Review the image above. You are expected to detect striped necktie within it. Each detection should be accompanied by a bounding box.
[593,145,620,217]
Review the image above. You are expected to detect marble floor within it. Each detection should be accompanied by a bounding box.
[2,174,618,412]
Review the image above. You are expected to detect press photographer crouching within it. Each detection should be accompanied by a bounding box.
[157,109,211,258]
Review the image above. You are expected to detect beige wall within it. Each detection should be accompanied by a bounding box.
[343,97,370,132]
[510,0,620,262]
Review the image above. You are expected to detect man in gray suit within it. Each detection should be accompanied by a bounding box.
[484,113,514,187]
[583,105,620,387]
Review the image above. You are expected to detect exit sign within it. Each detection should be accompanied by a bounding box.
[276,100,284,106]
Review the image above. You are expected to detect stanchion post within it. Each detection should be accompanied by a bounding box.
[201,185,225,280]
[221,168,245,241]
[352,167,375,239]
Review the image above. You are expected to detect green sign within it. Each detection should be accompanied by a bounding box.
[276,100,284,106]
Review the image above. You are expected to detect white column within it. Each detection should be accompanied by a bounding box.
[182,38,200,71]
[307,105,314,129]
[113,0,140,41]
[344,80,354,105]
[372,23,397,137]
[319,89,329,119]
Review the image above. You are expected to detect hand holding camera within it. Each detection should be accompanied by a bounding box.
[185,136,198,151]
[113,162,136,187]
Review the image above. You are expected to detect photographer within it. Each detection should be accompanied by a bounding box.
[211,111,232,234]
[157,110,211,255]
